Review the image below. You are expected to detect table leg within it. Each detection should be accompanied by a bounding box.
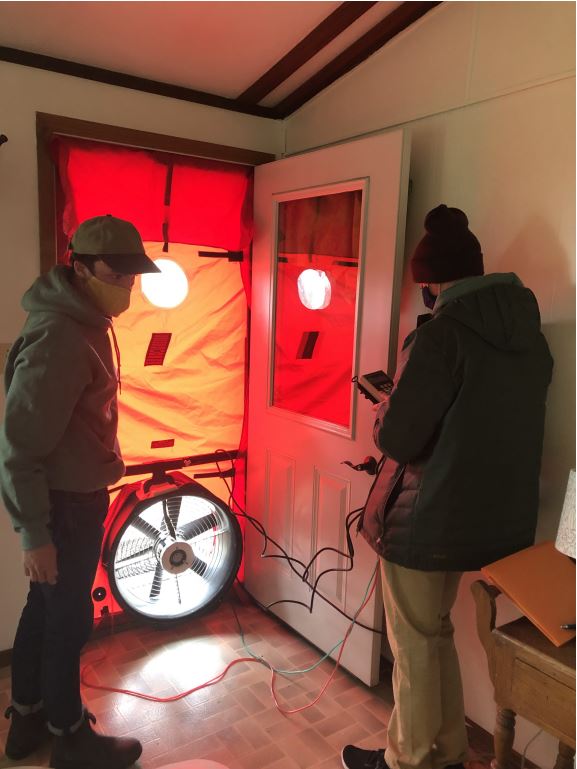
[553,742,575,769]
[492,707,516,769]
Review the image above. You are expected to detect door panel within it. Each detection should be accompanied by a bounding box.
[245,130,410,685]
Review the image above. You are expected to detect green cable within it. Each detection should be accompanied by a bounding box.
[236,561,379,675]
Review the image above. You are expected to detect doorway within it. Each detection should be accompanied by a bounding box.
[37,114,272,503]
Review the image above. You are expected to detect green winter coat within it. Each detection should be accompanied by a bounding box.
[360,273,553,571]
[0,266,125,550]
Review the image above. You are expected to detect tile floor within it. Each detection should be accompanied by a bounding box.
[0,584,492,769]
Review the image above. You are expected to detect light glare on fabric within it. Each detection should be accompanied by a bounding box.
[297,269,331,310]
[141,259,189,308]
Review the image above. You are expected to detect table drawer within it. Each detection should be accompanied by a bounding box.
[512,658,576,745]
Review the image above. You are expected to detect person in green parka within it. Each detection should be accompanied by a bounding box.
[0,215,159,769]
[342,205,553,769]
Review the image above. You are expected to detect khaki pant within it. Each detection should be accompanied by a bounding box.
[381,559,469,769]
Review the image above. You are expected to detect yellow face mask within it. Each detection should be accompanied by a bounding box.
[84,275,132,317]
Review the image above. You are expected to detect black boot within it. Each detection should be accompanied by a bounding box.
[4,704,50,759]
[49,711,142,769]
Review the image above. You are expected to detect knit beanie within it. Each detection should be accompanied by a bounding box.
[410,204,484,283]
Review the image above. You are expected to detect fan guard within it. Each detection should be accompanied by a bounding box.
[108,487,242,622]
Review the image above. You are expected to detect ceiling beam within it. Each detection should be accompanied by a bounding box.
[0,3,442,121]
[0,46,278,119]
[237,1,377,106]
[274,1,442,118]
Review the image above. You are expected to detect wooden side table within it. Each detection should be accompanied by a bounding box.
[471,580,576,769]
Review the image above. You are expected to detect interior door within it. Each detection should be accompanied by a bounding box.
[245,130,410,686]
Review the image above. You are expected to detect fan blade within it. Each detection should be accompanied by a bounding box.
[129,515,162,540]
[115,544,155,564]
[179,513,219,541]
[190,555,209,577]
[165,496,182,530]
[149,562,164,600]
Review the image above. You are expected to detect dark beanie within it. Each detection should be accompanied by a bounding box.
[411,204,484,283]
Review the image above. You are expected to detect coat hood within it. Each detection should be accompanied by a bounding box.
[21,265,110,330]
[435,273,542,351]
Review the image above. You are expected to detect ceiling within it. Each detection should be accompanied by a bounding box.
[0,1,439,118]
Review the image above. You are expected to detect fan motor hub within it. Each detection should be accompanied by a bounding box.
[157,539,195,575]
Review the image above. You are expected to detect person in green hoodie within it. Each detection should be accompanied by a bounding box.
[0,215,160,769]
[342,206,553,769]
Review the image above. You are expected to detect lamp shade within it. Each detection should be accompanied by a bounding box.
[555,469,576,558]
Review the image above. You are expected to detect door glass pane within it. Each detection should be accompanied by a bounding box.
[272,189,362,428]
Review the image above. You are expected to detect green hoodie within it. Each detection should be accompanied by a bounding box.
[0,265,125,549]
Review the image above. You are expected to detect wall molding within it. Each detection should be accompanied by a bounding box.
[0,45,277,119]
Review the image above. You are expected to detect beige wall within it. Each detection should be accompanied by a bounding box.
[0,60,283,651]
[285,2,575,765]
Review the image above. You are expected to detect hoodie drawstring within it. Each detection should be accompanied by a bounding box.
[109,325,122,394]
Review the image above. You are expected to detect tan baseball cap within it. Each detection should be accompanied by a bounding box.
[70,214,160,274]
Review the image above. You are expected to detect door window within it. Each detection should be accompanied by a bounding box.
[271,187,364,430]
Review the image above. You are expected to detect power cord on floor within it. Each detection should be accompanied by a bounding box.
[81,563,379,715]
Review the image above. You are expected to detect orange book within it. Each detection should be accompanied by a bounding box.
[481,541,576,647]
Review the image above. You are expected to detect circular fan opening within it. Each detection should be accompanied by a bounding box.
[108,489,242,622]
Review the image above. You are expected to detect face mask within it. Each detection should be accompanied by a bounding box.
[421,286,437,310]
[84,275,131,317]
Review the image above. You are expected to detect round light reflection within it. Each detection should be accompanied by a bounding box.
[297,269,331,310]
[141,259,189,309]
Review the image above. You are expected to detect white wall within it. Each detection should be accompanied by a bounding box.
[0,60,283,651]
[285,2,575,766]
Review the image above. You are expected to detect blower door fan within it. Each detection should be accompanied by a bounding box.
[108,485,242,622]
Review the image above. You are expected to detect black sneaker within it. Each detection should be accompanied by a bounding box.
[49,711,142,769]
[342,744,389,769]
[4,704,50,760]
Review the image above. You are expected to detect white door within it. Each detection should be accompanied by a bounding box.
[245,130,410,686]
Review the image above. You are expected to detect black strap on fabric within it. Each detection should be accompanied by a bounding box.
[162,161,174,253]
[198,250,243,262]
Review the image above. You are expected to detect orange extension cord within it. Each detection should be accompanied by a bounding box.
[81,571,377,716]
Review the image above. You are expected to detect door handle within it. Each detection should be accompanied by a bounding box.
[342,456,378,476]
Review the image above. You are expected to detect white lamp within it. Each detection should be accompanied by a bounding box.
[555,469,576,559]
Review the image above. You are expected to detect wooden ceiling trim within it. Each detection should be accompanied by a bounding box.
[274,1,442,118]
[237,1,377,106]
[0,45,277,119]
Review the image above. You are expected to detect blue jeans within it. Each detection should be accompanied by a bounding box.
[11,488,109,730]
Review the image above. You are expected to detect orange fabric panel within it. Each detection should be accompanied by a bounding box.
[112,242,245,500]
